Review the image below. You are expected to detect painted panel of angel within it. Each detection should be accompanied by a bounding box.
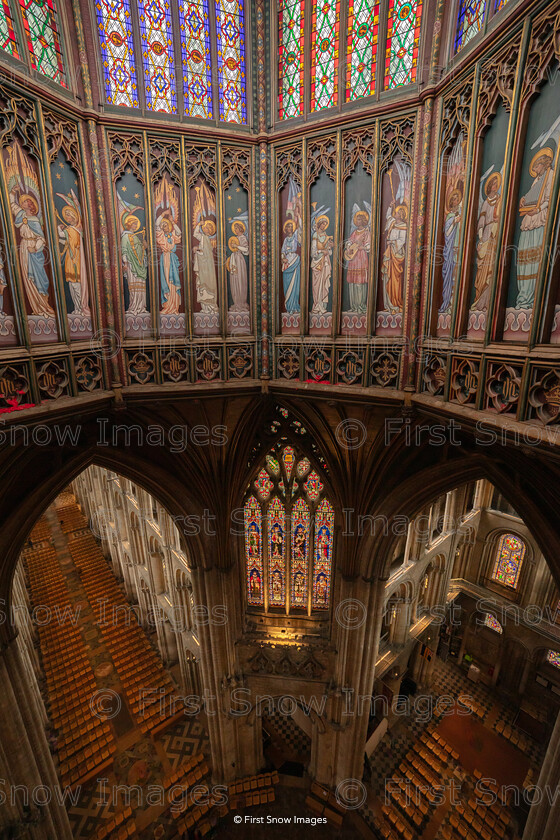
[467,103,509,339]
[504,79,560,340]
[341,160,372,335]
[0,213,17,347]
[51,153,93,339]
[280,176,302,334]
[3,140,58,342]
[116,173,150,336]
[436,133,465,336]
[225,176,250,335]
[154,175,183,336]
[190,177,218,335]
[377,154,411,336]
[309,170,335,336]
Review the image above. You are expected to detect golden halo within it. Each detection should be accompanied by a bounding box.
[122,212,141,232]
[62,205,80,224]
[202,219,216,236]
[283,218,296,233]
[529,147,554,177]
[228,235,239,250]
[160,217,172,232]
[446,187,462,212]
[353,210,369,225]
[19,193,38,215]
[315,214,329,228]
[484,172,502,196]
[232,220,246,234]
[395,203,408,221]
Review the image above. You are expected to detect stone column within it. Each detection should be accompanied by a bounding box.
[0,634,73,840]
[523,710,560,840]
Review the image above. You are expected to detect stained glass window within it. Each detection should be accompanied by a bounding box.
[494,0,509,9]
[137,0,176,113]
[455,0,486,53]
[346,0,379,101]
[384,0,422,90]
[0,0,19,56]
[245,445,333,615]
[491,533,525,589]
[304,471,323,501]
[215,0,246,124]
[179,0,212,118]
[547,650,560,669]
[19,0,66,86]
[96,0,138,107]
[313,499,333,609]
[268,497,286,607]
[291,498,310,608]
[310,0,340,111]
[483,613,503,633]
[245,496,263,606]
[278,0,305,120]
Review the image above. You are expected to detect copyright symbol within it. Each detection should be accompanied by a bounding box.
[89,328,121,360]
[335,598,366,630]
[336,419,367,450]
[335,778,367,810]
[90,689,121,720]
[234,815,242,824]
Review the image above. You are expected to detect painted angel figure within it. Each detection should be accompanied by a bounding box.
[120,207,148,316]
[281,178,302,313]
[381,158,411,313]
[439,135,465,314]
[156,212,182,315]
[515,146,555,309]
[5,142,54,317]
[310,208,333,315]
[192,181,218,314]
[227,215,249,312]
[472,169,502,312]
[56,189,90,316]
[343,203,371,314]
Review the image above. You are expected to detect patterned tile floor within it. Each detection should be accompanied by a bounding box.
[263,711,312,760]
[360,656,547,838]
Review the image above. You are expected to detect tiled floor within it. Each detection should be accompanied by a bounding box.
[360,657,547,839]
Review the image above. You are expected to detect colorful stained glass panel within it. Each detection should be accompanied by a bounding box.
[215,0,246,124]
[268,497,286,607]
[297,457,310,477]
[19,0,66,86]
[483,613,502,633]
[278,0,305,120]
[291,497,310,608]
[304,470,323,501]
[179,0,212,118]
[96,0,138,107]
[313,498,333,609]
[455,0,486,53]
[245,496,263,606]
[255,468,273,499]
[491,533,525,589]
[282,445,295,481]
[346,0,379,101]
[137,0,176,113]
[547,650,560,669]
[266,454,280,474]
[384,0,422,90]
[310,0,340,111]
[494,0,510,9]
[0,1,19,56]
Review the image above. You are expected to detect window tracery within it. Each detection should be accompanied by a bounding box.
[491,533,525,589]
[244,443,333,614]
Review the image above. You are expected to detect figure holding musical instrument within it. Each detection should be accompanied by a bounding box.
[343,206,371,314]
[515,147,554,309]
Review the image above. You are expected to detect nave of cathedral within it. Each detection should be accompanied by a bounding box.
[1,0,560,838]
